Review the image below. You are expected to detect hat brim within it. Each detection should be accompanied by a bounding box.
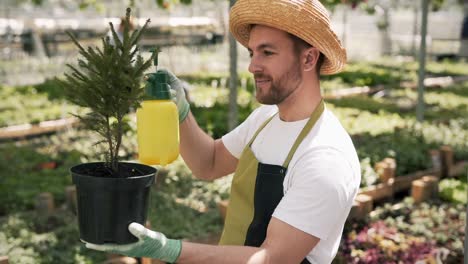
[229,0,347,75]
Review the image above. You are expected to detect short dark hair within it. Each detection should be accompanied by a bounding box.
[288,33,324,75]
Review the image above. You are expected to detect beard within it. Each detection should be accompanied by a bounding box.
[254,62,302,105]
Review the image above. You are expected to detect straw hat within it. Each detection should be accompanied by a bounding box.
[229,0,346,75]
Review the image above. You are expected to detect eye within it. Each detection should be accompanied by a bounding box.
[263,50,274,56]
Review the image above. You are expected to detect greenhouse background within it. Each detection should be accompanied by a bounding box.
[0,0,467,263]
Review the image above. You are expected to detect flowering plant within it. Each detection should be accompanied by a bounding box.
[336,199,465,263]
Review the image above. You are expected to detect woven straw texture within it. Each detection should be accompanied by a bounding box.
[230,0,347,75]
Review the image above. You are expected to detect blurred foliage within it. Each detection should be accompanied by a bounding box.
[189,85,258,138]
[336,199,465,263]
[359,0,463,14]
[24,0,194,11]
[148,158,231,239]
[323,0,368,9]
[353,128,435,176]
[439,174,468,205]
[0,83,82,127]
[0,144,81,214]
[322,62,408,88]
[360,157,379,188]
[156,0,192,9]
[1,60,467,262]
[21,0,465,14]
[0,210,105,263]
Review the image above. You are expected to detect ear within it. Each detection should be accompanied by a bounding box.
[302,47,320,72]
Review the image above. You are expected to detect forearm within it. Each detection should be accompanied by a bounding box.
[178,242,271,264]
[179,112,217,180]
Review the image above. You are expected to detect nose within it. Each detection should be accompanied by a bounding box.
[248,55,262,74]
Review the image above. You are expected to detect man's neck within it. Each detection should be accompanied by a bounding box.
[277,80,322,122]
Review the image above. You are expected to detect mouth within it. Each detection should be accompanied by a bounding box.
[255,79,271,86]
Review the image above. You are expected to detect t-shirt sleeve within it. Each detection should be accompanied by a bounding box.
[222,105,276,159]
[272,147,359,240]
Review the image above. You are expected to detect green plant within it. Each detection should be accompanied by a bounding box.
[439,176,468,205]
[360,157,379,188]
[0,84,81,127]
[0,210,105,263]
[0,144,81,215]
[58,8,155,176]
[147,158,230,239]
[33,78,67,101]
[353,128,436,176]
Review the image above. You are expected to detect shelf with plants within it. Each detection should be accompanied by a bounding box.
[0,83,82,128]
[2,74,465,189]
[2,68,465,214]
[2,59,466,137]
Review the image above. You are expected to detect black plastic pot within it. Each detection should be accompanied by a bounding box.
[71,162,156,245]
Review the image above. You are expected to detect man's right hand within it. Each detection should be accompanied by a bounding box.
[158,69,190,123]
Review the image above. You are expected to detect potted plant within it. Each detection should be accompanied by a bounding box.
[59,8,158,244]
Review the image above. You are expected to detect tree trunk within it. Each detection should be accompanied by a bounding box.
[228,0,238,131]
[411,4,419,58]
[380,7,392,56]
[416,0,429,122]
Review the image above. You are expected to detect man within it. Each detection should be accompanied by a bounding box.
[85,0,361,263]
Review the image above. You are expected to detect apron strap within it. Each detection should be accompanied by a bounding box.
[247,112,278,147]
[282,100,325,168]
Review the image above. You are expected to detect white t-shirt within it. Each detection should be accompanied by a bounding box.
[222,104,361,264]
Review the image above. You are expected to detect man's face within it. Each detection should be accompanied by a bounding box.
[247,25,302,105]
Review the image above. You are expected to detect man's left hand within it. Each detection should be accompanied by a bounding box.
[84,222,181,263]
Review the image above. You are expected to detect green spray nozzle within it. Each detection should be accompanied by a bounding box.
[144,48,171,100]
[150,48,160,69]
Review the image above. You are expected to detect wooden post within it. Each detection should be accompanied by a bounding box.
[412,179,426,204]
[348,200,362,220]
[440,146,454,178]
[429,149,441,172]
[0,256,9,264]
[412,178,437,204]
[355,194,373,217]
[35,192,54,215]
[375,159,396,200]
[375,161,392,184]
[422,175,439,199]
[383,157,396,170]
[374,161,386,182]
[383,158,396,184]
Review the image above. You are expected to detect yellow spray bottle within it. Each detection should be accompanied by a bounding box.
[137,51,179,166]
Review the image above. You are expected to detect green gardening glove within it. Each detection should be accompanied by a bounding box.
[84,222,182,263]
[158,69,190,123]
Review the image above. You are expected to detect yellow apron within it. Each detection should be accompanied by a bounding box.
[219,100,325,251]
